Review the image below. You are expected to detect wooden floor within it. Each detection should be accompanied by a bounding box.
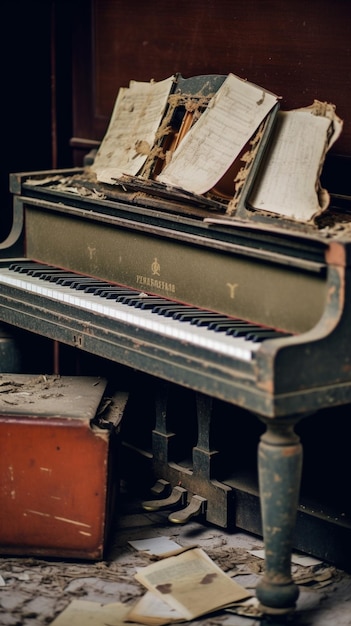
[0,488,351,626]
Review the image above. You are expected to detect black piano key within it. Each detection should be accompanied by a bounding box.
[246,330,291,342]
[135,298,171,309]
[9,262,55,273]
[56,277,88,286]
[207,320,252,331]
[84,284,116,293]
[153,304,200,316]
[29,268,68,277]
[172,309,212,321]
[90,286,133,294]
[172,311,202,322]
[228,325,265,337]
[28,271,77,281]
[224,323,259,335]
[47,273,79,283]
[192,315,238,327]
[135,299,172,310]
[69,280,111,290]
[175,310,234,323]
[147,302,180,313]
[97,289,141,299]
[73,283,110,291]
[106,292,140,300]
[119,296,158,306]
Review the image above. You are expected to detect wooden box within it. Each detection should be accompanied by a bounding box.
[0,374,127,559]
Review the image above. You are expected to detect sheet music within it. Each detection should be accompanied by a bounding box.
[157,73,278,195]
[249,104,343,221]
[92,76,175,183]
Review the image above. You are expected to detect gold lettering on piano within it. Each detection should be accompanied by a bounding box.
[136,275,176,294]
[227,282,239,298]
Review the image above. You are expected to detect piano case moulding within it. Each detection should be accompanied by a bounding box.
[0,374,128,560]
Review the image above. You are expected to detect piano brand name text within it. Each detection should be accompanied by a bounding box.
[136,275,176,294]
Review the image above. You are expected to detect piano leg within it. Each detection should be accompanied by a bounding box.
[256,415,303,616]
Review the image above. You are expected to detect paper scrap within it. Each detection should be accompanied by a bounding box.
[250,549,322,567]
[126,590,184,625]
[49,599,135,626]
[129,537,186,557]
[133,547,251,621]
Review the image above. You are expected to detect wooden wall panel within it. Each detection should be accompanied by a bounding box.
[71,0,351,166]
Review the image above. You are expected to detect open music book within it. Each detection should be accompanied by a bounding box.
[91,73,342,224]
[91,73,279,204]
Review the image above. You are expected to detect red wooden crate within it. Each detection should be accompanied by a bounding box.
[0,374,126,560]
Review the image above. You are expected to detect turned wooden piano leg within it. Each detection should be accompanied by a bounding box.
[256,416,303,616]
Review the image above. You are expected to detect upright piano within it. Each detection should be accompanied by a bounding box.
[1,159,351,615]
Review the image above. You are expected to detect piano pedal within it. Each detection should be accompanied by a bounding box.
[168,495,207,524]
[149,479,172,497]
[142,485,187,512]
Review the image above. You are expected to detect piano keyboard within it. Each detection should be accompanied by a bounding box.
[0,262,292,362]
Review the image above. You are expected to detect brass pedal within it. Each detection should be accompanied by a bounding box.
[168,495,207,524]
[142,486,187,512]
[150,479,171,497]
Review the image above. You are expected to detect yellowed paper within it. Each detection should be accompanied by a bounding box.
[157,73,278,194]
[49,599,134,626]
[249,102,343,221]
[92,76,175,183]
[126,590,184,625]
[129,536,189,557]
[134,547,251,621]
[250,549,322,567]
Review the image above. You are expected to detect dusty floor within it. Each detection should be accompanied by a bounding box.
[1,490,351,626]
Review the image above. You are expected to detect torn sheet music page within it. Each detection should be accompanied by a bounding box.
[157,73,278,195]
[92,76,175,183]
[247,101,343,222]
[133,547,250,621]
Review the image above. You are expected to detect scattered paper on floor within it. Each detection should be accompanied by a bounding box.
[129,536,190,557]
[49,600,135,626]
[125,590,184,625]
[133,547,251,621]
[250,549,321,567]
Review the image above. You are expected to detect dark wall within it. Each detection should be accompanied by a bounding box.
[72,1,351,150]
[2,0,351,238]
[70,0,351,192]
[0,1,73,243]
